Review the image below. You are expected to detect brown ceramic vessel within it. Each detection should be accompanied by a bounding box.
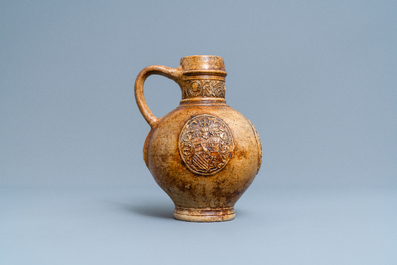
[135,55,262,222]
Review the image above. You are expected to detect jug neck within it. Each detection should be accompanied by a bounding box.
[180,75,226,99]
[177,55,227,105]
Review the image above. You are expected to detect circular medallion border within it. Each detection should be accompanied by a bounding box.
[178,114,234,175]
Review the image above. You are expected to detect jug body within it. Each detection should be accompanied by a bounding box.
[135,55,262,222]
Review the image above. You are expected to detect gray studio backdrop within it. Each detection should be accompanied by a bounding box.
[1,0,396,188]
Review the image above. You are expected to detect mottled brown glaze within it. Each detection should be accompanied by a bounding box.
[135,55,262,222]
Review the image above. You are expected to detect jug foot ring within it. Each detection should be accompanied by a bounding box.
[174,206,235,222]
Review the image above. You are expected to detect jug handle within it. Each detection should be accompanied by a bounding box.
[135,65,182,128]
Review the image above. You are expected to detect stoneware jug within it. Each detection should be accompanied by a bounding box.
[134,55,262,222]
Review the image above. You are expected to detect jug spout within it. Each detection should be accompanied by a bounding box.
[180,55,227,76]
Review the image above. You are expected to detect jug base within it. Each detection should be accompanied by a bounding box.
[174,206,235,222]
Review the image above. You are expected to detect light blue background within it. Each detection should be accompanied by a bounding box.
[1,1,396,264]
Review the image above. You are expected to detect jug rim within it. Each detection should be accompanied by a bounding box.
[181,55,223,59]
